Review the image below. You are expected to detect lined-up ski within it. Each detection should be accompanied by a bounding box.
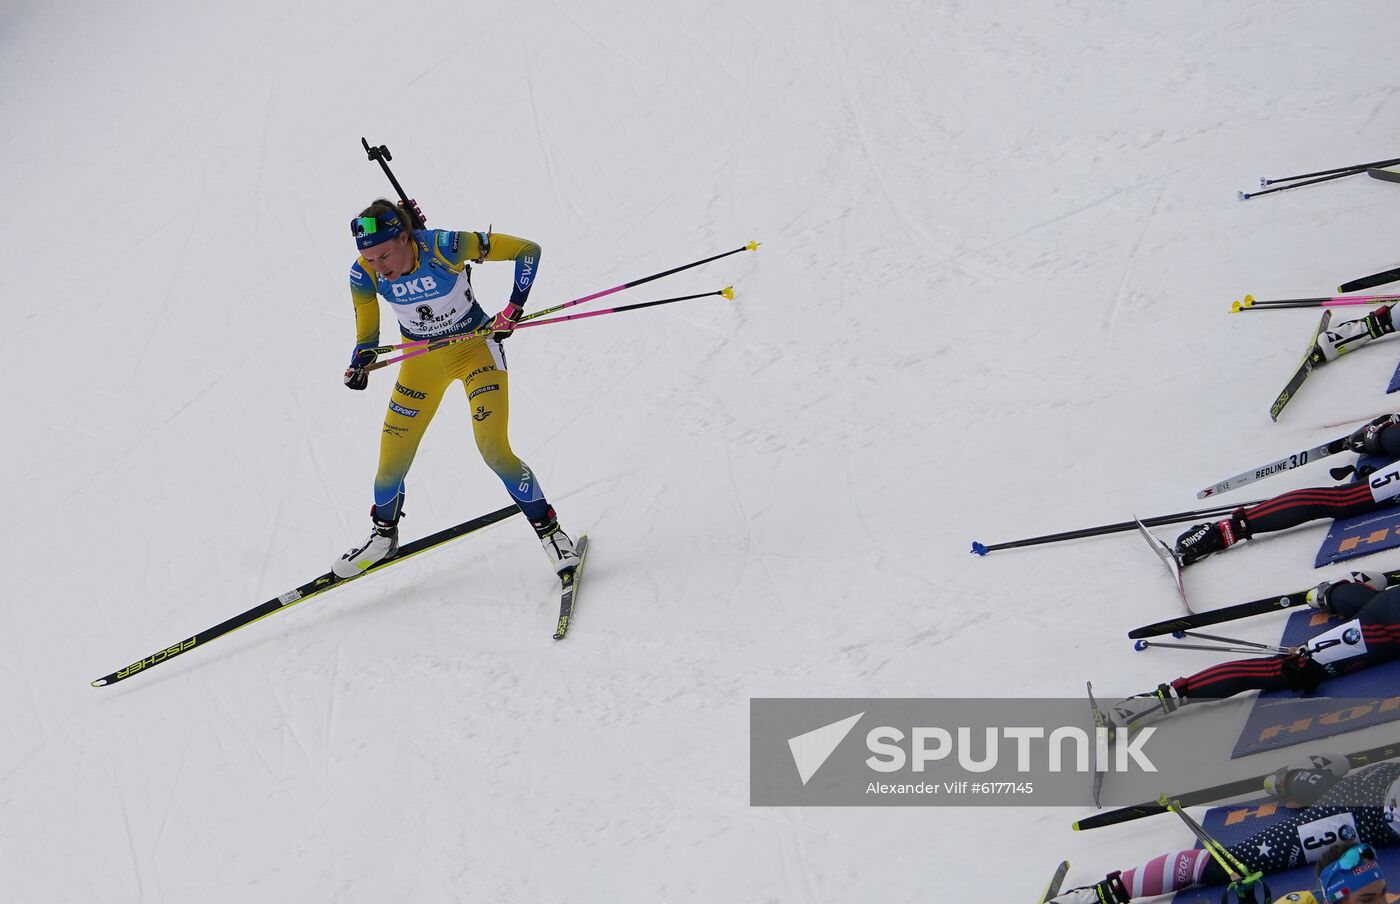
[92,505,520,687]
[1269,309,1331,420]
[1196,434,1352,498]
[1127,566,1400,638]
[1039,860,1071,902]
[1340,265,1400,294]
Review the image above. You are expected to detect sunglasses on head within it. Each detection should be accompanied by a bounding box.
[1320,843,1385,902]
[1336,844,1378,872]
[351,216,379,238]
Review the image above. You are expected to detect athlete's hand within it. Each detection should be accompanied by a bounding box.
[490,303,524,341]
[1347,413,1400,454]
[344,349,376,391]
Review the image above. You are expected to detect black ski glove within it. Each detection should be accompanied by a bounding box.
[1347,413,1400,454]
[344,349,376,391]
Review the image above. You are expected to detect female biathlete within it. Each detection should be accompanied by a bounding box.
[332,200,579,580]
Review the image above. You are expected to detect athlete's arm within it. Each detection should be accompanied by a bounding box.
[480,232,541,313]
[435,230,541,314]
[349,259,381,361]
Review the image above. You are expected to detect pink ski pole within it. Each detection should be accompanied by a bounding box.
[366,241,759,356]
[366,288,734,372]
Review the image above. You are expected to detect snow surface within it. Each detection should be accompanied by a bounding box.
[6,1,1400,899]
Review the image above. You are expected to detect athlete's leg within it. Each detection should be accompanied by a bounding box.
[372,352,451,522]
[450,337,556,527]
[1171,654,1305,699]
[1244,481,1385,534]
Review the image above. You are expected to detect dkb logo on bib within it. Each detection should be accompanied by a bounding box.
[392,276,439,297]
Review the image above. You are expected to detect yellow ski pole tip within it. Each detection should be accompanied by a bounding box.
[1230,301,1242,314]
[746,241,761,252]
[1243,294,1255,306]
[720,286,735,300]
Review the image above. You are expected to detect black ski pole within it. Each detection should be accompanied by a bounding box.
[1239,168,1365,201]
[1262,155,1400,186]
[361,137,427,229]
[970,501,1265,555]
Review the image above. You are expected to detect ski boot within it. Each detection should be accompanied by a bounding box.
[532,508,580,577]
[1173,508,1249,566]
[1307,571,1389,614]
[1318,305,1394,361]
[1048,872,1130,904]
[1109,683,1180,731]
[333,506,400,579]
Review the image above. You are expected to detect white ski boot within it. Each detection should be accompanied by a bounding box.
[538,523,580,576]
[333,509,400,579]
[1318,306,1394,361]
[1048,878,1129,904]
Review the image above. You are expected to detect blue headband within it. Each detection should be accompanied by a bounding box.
[1320,848,1385,901]
[351,210,403,250]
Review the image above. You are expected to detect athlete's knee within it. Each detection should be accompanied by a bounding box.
[471,417,518,475]
[477,443,522,477]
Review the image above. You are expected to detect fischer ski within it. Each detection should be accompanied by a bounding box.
[1074,740,1400,831]
[1135,518,1190,612]
[1039,860,1071,902]
[552,534,591,639]
[92,505,521,687]
[1127,566,1400,638]
[1269,309,1332,420]
[1087,681,1113,808]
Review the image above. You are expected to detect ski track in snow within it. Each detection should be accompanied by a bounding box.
[1104,184,1166,340]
